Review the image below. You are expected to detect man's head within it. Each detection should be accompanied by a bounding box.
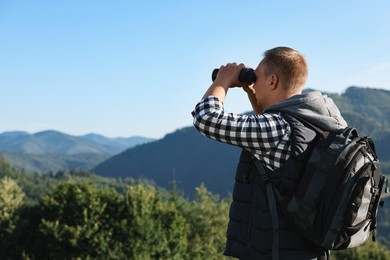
[261,47,308,94]
[252,47,308,110]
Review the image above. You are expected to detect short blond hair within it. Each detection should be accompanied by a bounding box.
[263,47,308,93]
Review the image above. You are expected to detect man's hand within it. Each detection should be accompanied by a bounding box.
[202,63,246,102]
[213,63,246,88]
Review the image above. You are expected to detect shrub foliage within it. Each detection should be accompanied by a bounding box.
[0,156,389,259]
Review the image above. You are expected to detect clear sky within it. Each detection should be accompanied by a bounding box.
[1,1,389,138]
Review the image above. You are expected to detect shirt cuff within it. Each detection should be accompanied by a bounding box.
[191,96,223,117]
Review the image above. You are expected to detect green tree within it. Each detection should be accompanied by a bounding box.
[0,177,24,227]
[0,177,25,258]
[182,184,230,260]
[16,182,123,259]
[123,184,188,259]
[332,238,390,259]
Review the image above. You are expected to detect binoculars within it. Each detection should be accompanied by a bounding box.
[211,68,256,84]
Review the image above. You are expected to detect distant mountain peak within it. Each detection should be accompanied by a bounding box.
[0,131,30,137]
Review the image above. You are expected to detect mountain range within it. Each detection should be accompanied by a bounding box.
[2,86,389,197]
[0,131,154,173]
[93,87,390,196]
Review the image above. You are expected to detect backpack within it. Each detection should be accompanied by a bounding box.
[254,112,389,259]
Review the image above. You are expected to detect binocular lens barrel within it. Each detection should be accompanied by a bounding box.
[211,68,256,84]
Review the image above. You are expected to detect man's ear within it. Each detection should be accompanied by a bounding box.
[267,74,279,90]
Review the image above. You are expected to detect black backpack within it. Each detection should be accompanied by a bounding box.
[254,112,389,259]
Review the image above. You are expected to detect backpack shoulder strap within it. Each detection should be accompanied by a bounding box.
[253,157,280,260]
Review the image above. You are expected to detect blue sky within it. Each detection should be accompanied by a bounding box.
[1,1,389,138]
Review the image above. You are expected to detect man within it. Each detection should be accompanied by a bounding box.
[192,47,347,259]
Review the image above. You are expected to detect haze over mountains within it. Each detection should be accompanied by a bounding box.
[0,131,154,173]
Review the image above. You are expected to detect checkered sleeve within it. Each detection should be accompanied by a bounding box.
[192,96,292,170]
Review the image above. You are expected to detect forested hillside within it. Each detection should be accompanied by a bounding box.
[329,87,390,170]
[94,127,241,196]
[94,87,390,197]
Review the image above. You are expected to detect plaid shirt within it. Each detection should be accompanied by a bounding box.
[192,96,292,170]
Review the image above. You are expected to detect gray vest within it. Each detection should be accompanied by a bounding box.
[224,114,327,259]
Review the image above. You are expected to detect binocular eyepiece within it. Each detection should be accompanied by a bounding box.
[212,68,256,85]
